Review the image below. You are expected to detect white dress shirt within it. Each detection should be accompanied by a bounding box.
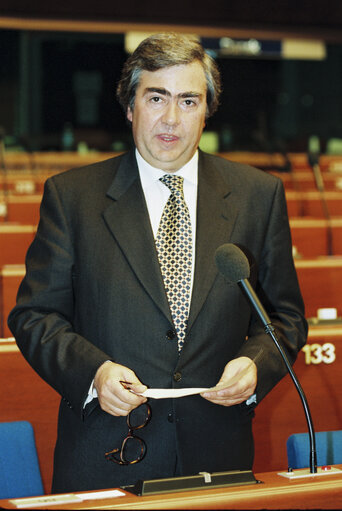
[136,148,198,298]
[85,149,199,405]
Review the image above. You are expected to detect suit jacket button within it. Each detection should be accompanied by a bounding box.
[173,372,182,382]
[166,330,176,340]
[167,413,174,423]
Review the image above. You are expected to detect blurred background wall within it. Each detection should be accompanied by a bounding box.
[0,1,342,155]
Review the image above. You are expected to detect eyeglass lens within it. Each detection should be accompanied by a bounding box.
[105,403,151,465]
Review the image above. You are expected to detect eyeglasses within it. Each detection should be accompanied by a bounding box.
[105,403,151,465]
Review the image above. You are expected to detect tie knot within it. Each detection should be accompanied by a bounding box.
[160,174,184,196]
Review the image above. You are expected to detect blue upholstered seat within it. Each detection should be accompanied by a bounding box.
[287,430,342,469]
[0,421,44,499]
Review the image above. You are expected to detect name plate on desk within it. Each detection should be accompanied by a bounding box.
[9,494,82,508]
[278,466,342,479]
[9,489,125,508]
[123,469,258,496]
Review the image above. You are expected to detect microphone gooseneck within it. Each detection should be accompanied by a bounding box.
[215,243,317,474]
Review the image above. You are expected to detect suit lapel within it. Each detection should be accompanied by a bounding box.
[187,152,238,332]
[102,150,239,331]
[102,151,172,322]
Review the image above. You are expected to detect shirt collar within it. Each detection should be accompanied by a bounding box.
[136,148,198,191]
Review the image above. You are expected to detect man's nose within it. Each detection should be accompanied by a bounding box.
[162,100,180,126]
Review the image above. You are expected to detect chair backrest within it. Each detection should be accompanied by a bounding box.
[0,421,44,499]
[287,430,342,469]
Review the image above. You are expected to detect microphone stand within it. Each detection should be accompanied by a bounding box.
[0,127,9,221]
[265,324,317,473]
[238,279,317,474]
[308,151,333,256]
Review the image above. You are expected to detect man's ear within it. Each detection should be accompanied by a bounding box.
[127,106,133,123]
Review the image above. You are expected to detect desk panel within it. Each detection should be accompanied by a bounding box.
[271,170,342,192]
[295,258,342,319]
[4,258,342,338]
[286,190,342,217]
[253,325,342,473]
[0,265,25,336]
[0,227,35,268]
[1,325,341,494]
[0,341,60,494]
[290,218,342,257]
[6,196,41,225]
[290,218,329,257]
[0,468,342,509]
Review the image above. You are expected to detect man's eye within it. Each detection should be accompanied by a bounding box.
[184,99,196,106]
[150,96,162,103]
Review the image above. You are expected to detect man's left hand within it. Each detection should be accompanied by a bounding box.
[201,356,257,406]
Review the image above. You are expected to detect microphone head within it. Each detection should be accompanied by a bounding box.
[215,243,250,283]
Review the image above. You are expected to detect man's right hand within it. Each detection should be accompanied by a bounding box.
[94,361,148,417]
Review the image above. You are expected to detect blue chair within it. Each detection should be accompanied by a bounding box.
[0,421,44,499]
[287,430,342,469]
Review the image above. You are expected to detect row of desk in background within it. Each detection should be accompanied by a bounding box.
[2,258,342,336]
[1,151,342,494]
[2,152,342,257]
[1,217,342,263]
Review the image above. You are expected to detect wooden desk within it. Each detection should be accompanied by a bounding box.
[290,217,342,257]
[0,265,25,336]
[1,324,341,495]
[3,151,117,173]
[290,218,330,257]
[0,174,45,195]
[295,257,342,319]
[0,339,59,494]
[253,324,342,473]
[0,195,42,225]
[271,170,342,192]
[331,218,342,254]
[0,467,342,509]
[0,226,35,267]
[285,190,342,217]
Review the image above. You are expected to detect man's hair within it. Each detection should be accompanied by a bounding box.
[116,32,222,119]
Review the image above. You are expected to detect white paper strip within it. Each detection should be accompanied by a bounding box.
[137,366,252,399]
[76,489,126,500]
[141,387,208,399]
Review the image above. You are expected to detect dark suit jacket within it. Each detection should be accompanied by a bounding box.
[8,150,307,493]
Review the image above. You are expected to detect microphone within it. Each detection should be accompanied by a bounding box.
[215,244,271,329]
[215,243,317,474]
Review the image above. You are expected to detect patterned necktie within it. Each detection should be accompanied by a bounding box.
[155,174,193,351]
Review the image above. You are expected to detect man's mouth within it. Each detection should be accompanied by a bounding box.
[157,134,179,143]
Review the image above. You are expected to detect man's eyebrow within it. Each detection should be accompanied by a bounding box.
[144,87,170,96]
[144,87,202,98]
[179,92,202,98]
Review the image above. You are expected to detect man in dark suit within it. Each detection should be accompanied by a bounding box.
[8,33,307,493]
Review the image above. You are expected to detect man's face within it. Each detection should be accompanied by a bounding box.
[127,61,207,172]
